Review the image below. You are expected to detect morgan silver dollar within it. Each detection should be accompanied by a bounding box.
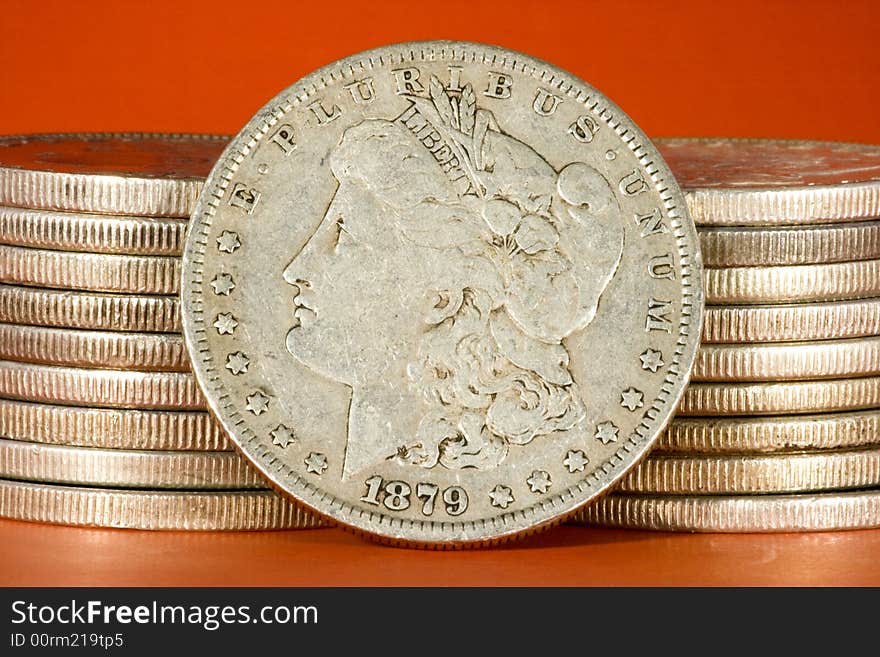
[181,41,703,546]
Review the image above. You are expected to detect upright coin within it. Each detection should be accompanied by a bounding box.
[657,138,880,225]
[181,41,703,546]
[0,133,227,216]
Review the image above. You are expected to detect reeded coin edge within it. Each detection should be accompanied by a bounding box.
[0,438,265,489]
[181,41,704,547]
[692,335,880,382]
[0,323,189,372]
[657,409,880,454]
[704,258,880,305]
[572,488,880,532]
[618,446,880,494]
[699,221,880,267]
[0,284,180,333]
[0,360,206,410]
[0,398,230,451]
[0,478,322,531]
[0,205,188,256]
[680,376,880,416]
[701,298,880,343]
[0,133,228,218]
[0,245,181,295]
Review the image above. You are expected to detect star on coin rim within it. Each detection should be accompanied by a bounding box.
[180,40,704,547]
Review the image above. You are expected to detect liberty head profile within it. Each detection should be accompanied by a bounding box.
[283,76,625,478]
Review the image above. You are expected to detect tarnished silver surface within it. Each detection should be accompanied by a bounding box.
[0,205,188,255]
[701,298,880,343]
[704,258,880,304]
[0,399,228,451]
[618,446,880,494]
[0,284,180,333]
[0,360,205,410]
[572,489,880,532]
[0,133,227,217]
[0,323,188,371]
[181,41,703,546]
[657,138,880,225]
[0,245,180,295]
[0,438,265,489]
[0,478,322,531]
[658,410,880,454]
[699,221,880,267]
[692,336,880,381]
[679,376,880,416]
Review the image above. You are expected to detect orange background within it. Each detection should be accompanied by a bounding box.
[1,0,880,586]
[1,0,879,143]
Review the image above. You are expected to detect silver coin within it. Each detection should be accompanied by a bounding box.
[0,133,227,217]
[0,438,265,489]
[571,489,880,532]
[0,323,189,371]
[0,245,180,295]
[0,284,181,333]
[0,478,322,531]
[0,360,205,410]
[0,399,229,451]
[181,41,703,546]
[0,205,188,255]
[657,138,880,225]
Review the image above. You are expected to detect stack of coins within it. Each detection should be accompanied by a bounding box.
[577,138,880,532]
[0,133,321,530]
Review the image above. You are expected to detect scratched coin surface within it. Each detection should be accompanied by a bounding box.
[657,138,880,225]
[181,41,703,546]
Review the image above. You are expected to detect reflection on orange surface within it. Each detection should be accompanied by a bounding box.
[1,520,879,586]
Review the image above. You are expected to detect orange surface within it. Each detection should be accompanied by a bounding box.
[2,0,880,586]
[1,520,879,586]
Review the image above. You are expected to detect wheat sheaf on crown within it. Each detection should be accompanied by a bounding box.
[418,74,501,195]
